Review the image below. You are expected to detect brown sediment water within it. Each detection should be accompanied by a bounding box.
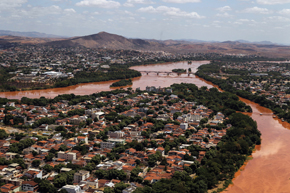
[223,97,290,193]
[1,60,289,192]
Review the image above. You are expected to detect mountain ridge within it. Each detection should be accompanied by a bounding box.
[45,31,165,50]
[0,30,67,38]
[1,31,290,57]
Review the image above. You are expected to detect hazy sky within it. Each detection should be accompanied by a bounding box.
[1,0,290,43]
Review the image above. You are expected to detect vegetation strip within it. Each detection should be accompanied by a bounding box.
[110,79,132,87]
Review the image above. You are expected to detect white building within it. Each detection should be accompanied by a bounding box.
[58,151,76,161]
[180,123,188,130]
[62,185,82,193]
[100,142,115,149]
[108,131,124,138]
[74,170,90,183]
[22,181,38,192]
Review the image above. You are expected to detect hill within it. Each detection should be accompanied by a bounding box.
[45,31,165,50]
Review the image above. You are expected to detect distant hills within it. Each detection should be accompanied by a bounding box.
[0,30,290,57]
[45,31,165,50]
[0,30,66,38]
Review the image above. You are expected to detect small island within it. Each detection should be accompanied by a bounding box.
[110,79,132,87]
[172,68,186,73]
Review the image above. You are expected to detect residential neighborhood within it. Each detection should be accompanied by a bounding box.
[209,60,290,108]
[0,86,230,193]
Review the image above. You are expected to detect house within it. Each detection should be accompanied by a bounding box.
[180,123,188,130]
[122,184,137,193]
[108,138,125,145]
[125,148,136,155]
[100,142,115,149]
[0,183,21,193]
[77,136,88,144]
[21,181,38,192]
[108,131,124,138]
[60,168,72,173]
[0,177,23,187]
[4,153,17,160]
[24,169,42,179]
[74,170,90,183]
[79,177,98,189]
[39,124,48,131]
[58,151,76,161]
[3,168,20,178]
[62,185,82,193]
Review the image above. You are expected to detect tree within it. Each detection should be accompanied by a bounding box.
[32,150,38,157]
[114,182,129,193]
[38,180,57,193]
[200,118,208,125]
[86,118,93,125]
[54,163,66,173]
[32,160,41,167]
[53,177,67,188]
[130,167,142,182]
[173,112,182,120]
[60,189,69,193]
[43,164,53,173]
[3,114,13,125]
[104,187,114,193]
[45,153,54,161]
[84,163,96,172]
[0,129,8,139]
[91,155,101,165]
[184,166,193,174]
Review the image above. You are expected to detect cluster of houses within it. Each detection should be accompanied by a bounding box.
[223,61,289,74]
[0,88,230,193]
[209,61,290,108]
[232,80,290,107]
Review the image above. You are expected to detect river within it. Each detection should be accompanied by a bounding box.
[0,61,211,99]
[0,61,289,192]
[224,98,290,193]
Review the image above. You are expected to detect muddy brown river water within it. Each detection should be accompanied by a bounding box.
[0,61,289,192]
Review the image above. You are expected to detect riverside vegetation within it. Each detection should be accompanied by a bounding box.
[110,79,132,87]
[172,68,186,73]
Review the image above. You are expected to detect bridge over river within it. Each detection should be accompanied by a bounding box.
[139,70,195,76]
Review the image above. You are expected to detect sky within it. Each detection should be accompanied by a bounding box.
[1,0,290,44]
